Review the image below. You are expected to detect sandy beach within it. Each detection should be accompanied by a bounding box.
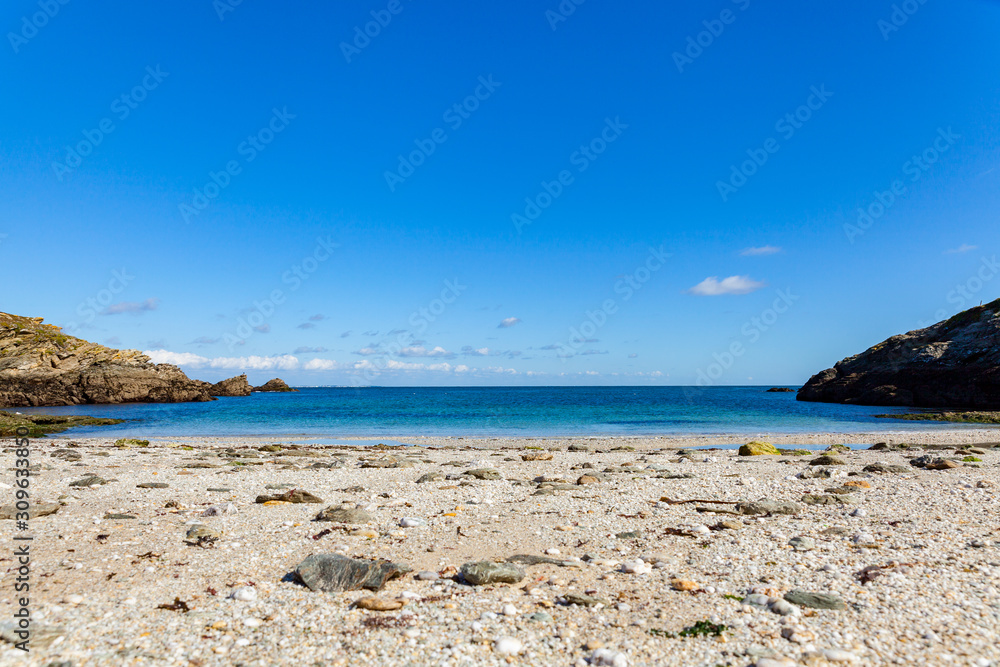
[2,431,998,666]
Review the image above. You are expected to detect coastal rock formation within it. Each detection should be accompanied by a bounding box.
[253,378,296,392]
[0,312,216,408]
[798,299,1000,408]
[209,373,252,396]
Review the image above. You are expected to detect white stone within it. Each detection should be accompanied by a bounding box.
[231,586,257,602]
[822,648,859,663]
[399,517,424,528]
[502,603,518,616]
[494,637,522,656]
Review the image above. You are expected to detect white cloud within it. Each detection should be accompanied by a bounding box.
[144,350,299,371]
[304,358,342,371]
[687,275,766,296]
[945,244,978,254]
[498,317,521,328]
[740,245,782,256]
[354,347,381,356]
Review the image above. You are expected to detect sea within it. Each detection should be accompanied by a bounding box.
[10,386,983,439]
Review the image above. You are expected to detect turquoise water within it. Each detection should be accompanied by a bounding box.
[11,386,980,438]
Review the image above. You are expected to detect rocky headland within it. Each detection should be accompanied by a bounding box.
[253,378,297,392]
[798,298,1000,408]
[0,312,216,408]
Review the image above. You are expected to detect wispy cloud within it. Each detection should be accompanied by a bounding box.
[740,245,782,256]
[308,314,325,321]
[397,346,454,358]
[498,317,521,328]
[253,324,270,333]
[340,331,352,338]
[945,244,978,255]
[687,275,766,296]
[294,346,328,354]
[190,336,220,346]
[101,297,160,315]
[297,322,316,329]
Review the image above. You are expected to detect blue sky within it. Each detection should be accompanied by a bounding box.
[1,0,998,386]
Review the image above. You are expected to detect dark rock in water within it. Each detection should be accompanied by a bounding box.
[0,311,216,408]
[460,561,525,585]
[314,506,373,524]
[766,387,796,393]
[253,378,297,392]
[294,554,410,592]
[798,298,1000,408]
[863,463,910,474]
[208,374,252,397]
[0,502,59,519]
[255,489,324,504]
[784,589,847,610]
[736,500,801,515]
[809,455,846,466]
[463,468,503,480]
[137,482,169,489]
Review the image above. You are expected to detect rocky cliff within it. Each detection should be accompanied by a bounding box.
[209,373,252,396]
[253,378,297,392]
[798,298,1000,408]
[0,312,216,408]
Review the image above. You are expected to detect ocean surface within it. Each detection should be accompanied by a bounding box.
[11,386,985,438]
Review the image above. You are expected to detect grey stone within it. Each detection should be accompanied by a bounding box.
[294,554,410,592]
[463,468,503,480]
[416,472,445,483]
[736,499,801,515]
[789,536,815,551]
[314,507,373,524]
[460,561,525,585]
[809,455,846,466]
[137,482,169,489]
[563,592,609,607]
[784,589,847,610]
[69,475,106,487]
[255,489,324,504]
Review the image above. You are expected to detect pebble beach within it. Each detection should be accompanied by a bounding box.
[2,431,999,667]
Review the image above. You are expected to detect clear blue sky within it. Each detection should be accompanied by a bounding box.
[2,0,998,386]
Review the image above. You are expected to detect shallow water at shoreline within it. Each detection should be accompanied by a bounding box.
[11,386,992,438]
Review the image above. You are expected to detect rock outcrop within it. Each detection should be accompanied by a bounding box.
[209,373,252,396]
[0,312,216,408]
[798,298,1000,408]
[253,378,296,392]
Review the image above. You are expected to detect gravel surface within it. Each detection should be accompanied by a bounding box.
[1,433,999,666]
